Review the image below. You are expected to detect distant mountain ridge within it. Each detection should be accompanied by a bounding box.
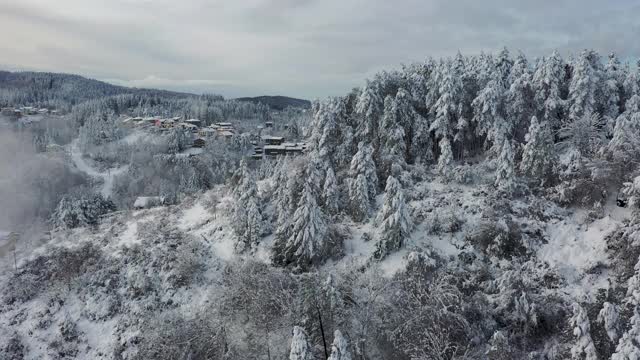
[235,95,311,110]
[0,71,309,111]
[0,71,192,107]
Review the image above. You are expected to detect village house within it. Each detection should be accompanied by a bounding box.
[177,122,198,131]
[184,119,201,127]
[198,127,218,137]
[193,138,206,148]
[261,135,285,145]
[133,196,165,209]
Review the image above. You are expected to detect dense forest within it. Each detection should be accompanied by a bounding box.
[2,48,640,359]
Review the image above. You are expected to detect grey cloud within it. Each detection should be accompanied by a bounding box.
[1,0,639,98]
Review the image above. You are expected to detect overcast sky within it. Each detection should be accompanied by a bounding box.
[1,0,638,99]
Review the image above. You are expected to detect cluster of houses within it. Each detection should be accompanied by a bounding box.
[1,106,59,117]
[251,135,307,159]
[121,115,306,159]
[122,116,203,130]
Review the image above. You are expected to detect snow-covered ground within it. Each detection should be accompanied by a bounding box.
[1,172,634,359]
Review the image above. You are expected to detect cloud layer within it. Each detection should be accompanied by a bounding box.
[1,0,639,98]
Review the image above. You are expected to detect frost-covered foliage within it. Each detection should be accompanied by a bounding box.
[52,191,116,228]
[232,160,264,252]
[520,116,557,185]
[569,303,598,360]
[328,330,352,360]
[494,140,515,192]
[347,142,378,221]
[78,110,123,150]
[272,182,330,269]
[290,326,314,360]
[598,302,621,343]
[373,176,412,260]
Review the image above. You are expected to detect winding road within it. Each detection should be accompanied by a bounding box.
[70,139,129,198]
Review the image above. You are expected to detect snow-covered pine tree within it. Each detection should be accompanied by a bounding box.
[624,60,640,100]
[289,326,314,360]
[495,139,515,192]
[373,175,412,260]
[323,165,340,216]
[166,127,190,154]
[348,174,371,222]
[507,51,530,86]
[608,98,640,164]
[347,142,378,221]
[355,80,383,143]
[394,87,423,162]
[495,47,514,89]
[610,255,640,359]
[232,160,263,252]
[604,53,624,126]
[520,116,556,185]
[569,303,598,360]
[437,137,454,176]
[568,50,602,122]
[379,95,407,180]
[472,79,509,156]
[328,330,352,360]
[505,72,535,141]
[611,308,640,360]
[597,302,620,343]
[431,60,461,165]
[306,150,326,197]
[532,50,566,132]
[78,109,122,149]
[272,181,328,269]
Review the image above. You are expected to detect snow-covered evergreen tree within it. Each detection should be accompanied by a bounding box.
[233,160,263,252]
[608,98,640,164]
[166,127,189,154]
[610,256,640,359]
[431,60,461,141]
[355,80,383,143]
[347,142,378,221]
[289,326,314,360]
[437,137,454,176]
[532,50,565,132]
[611,308,640,360]
[272,182,328,269]
[495,47,514,89]
[624,60,640,100]
[323,166,340,215]
[373,176,412,260]
[472,79,509,155]
[328,330,351,360]
[597,302,620,343]
[568,50,602,122]
[78,110,122,149]
[507,52,530,86]
[604,53,624,124]
[505,72,535,140]
[495,140,515,192]
[379,95,407,179]
[520,116,556,185]
[569,303,598,360]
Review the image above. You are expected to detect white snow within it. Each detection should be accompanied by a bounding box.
[69,139,128,198]
[539,214,620,299]
[178,202,210,231]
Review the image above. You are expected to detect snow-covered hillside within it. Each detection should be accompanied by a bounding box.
[4,47,640,359]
